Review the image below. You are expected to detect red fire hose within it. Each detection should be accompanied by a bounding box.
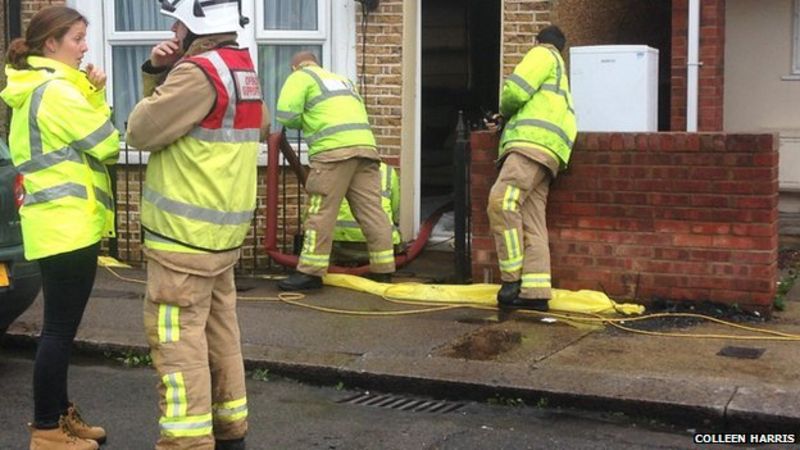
[264,131,447,275]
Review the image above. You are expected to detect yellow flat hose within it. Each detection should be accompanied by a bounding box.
[100,262,800,341]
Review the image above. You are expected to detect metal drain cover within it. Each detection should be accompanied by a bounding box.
[337,393,465,414]
[717,346,766,359]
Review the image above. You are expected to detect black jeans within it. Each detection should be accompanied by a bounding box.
[33,242,100,428]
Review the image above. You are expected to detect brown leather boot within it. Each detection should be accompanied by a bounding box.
[29,416,99,450]
[64,404,106,445]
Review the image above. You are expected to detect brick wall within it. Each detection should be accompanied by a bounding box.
[355,0,403,164]
[111,165,305,271]
[502,0,553,76]
[671,0,725,131]
[470,130,779,313]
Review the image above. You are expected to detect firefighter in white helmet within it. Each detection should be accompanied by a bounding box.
[127,1,269,449]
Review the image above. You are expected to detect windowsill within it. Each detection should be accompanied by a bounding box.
[781,74,800,81]
[114,142,310,167]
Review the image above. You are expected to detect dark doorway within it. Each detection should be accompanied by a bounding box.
[614,0,673,130]
[420,0,501,234]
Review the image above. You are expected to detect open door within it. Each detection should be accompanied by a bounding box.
[420,0,501,245]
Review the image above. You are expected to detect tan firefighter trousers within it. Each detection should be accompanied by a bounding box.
[143,250,247,450]
[487,152,554,300]
[299,157,395,276]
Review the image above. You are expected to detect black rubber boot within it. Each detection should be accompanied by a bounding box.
[216,438,245,450]
[496,281,521,305]
[503,298,549,312]
[366,272,392,283]
[278,273,322,291]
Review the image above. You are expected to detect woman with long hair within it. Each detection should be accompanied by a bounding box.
[1,6,119,449]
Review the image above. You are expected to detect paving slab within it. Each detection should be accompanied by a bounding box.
[4,265,800,431]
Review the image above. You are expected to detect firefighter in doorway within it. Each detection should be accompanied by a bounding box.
[486,25,577,312]
[126,0,269,449]
[276,51,395,290]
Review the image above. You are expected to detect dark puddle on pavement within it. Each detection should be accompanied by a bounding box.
[441,329,522,360]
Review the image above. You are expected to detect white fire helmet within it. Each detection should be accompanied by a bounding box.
[159,0,249,35]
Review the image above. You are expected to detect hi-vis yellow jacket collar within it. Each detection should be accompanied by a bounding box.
[1,56,96,108]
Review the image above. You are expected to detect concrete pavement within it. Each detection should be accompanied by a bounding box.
[4,262,800,433]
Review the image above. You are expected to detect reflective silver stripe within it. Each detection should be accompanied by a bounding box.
[16,146,82,174]
[166,374,181,414]
[203,50,237,131]
[86,156,106,174]
[28,82,51,157]
[277,110,300,121]
[188,127,260,143]
[544,48,576,115]
[336,220,360,229]
[512,119,574,149]
[539,84,561,94]
[71,120,116,151]
[94,187,114,210]
[301,67,329,92]
[143,187,254,226]
[144,230,173,244]
[381,166,391,198]
[306,90,361,110]
[24,182,87,206]
[214,404,247,418]
[305,123,372,146]
[507,73,536,96]
[301,67,362,109]
[160,419,213,431]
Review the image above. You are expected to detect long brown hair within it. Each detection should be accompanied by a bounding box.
[5,6,88,70]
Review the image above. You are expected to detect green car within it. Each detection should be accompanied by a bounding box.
[0,139,40,336]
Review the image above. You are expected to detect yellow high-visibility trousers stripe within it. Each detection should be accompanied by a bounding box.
[213,397,248,423]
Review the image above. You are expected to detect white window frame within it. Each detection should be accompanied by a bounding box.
[793,0,800,76]
[67,0,357,161]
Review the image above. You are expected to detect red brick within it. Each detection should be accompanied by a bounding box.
[674,234,713,247]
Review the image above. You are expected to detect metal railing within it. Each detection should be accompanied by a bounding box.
[106,132,309,275]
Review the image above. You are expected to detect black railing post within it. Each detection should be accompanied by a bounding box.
[453,111,471,283]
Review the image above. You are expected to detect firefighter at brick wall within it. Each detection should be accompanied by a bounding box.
[1,6,118,449]
[276,51,395,290]
[487,25,577,312]
[125,1,269,449]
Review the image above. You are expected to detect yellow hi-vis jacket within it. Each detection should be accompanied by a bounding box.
[499,44,577,169]
[276,63,377,158]
[333,162,401,245]
[1,56,120,260]
[138,47,263,253]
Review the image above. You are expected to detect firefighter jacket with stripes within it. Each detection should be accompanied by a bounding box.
[138,47,263,252]
[499,44,577,169]
[333,162,401,245]
[276,63,377,157]
[1,56,120,260]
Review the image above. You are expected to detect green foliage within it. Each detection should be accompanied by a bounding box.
[251,368,270,382]
[105,350,152,368]
[335,381,345,391]
[774,269,797,311]
[487,394,525,408]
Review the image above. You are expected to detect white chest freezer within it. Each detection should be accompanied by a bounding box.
[569,45,659,132]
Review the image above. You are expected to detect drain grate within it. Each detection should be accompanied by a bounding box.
[337,393,465,414]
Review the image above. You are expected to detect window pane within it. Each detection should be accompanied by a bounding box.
[263,0,318,31]
[257,44,322,131]
[795,1,800,74]
[111,46,152,135]
[115,0,173,32]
